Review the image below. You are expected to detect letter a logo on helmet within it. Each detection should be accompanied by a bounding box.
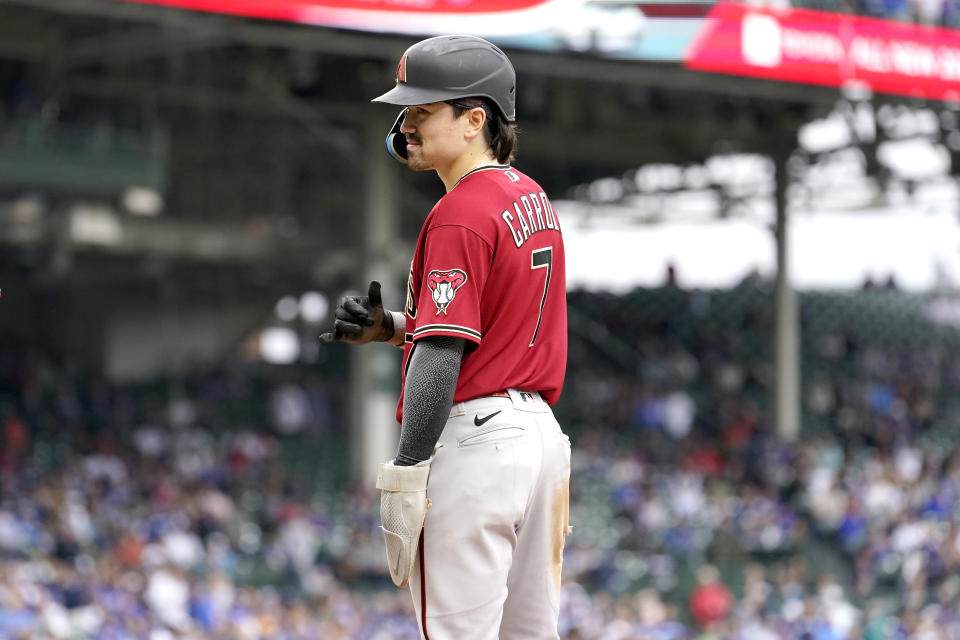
[395,55,407,84]
[427,269,467,315]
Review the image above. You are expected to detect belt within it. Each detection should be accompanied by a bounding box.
[489,390,539,398]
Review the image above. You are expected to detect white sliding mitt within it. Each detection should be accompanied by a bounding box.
[376,455,434,587]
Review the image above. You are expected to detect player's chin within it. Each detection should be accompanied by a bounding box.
[405,156,431,172]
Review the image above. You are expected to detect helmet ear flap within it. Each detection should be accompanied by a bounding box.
[385,108,408,164]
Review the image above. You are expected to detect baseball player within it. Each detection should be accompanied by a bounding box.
[321,34,570,639]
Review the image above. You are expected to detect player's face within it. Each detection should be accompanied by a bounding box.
[399,102,469,173]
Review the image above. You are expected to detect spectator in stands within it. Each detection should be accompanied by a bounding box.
[688,564,734,635]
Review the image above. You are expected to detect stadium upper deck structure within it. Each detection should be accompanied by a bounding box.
[2,0,959,459]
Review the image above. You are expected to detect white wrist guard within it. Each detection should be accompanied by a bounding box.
[376,456,433,587]
[387,311,406,348]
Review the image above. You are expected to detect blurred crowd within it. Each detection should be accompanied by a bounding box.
[3,286,960,638]
[555,286,960,638]
[0,353,429,639]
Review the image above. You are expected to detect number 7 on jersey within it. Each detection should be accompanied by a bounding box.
[529,247,553,347]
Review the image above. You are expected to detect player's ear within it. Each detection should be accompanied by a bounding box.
[464,107,486,141]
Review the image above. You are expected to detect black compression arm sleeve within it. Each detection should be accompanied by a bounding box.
[394,336,466,466]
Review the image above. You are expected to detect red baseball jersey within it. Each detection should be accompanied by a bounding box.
[396,165,567,422]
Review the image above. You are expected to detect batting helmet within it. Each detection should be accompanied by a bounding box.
[372,35,517,123]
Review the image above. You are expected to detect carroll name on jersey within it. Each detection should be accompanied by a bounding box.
[500,191,561,249]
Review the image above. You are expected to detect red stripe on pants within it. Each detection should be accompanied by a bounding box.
[420,529,429,639]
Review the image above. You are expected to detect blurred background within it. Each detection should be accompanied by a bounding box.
[4,0,960,638]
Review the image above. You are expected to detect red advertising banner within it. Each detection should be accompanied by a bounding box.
[685,1,960,102]
[112,0,580,36]
[115,0,549,17]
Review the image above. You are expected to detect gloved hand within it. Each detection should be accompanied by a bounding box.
[320,281,395,345]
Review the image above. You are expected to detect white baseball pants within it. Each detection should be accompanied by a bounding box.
[407,389,571,640]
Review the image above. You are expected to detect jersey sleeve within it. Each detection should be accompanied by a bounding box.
[412,224,493,346]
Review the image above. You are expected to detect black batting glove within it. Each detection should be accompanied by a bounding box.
[320,281,395,345]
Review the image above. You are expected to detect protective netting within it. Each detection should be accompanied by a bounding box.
[562,283,960,442]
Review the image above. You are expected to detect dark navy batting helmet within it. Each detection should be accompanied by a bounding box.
[373,35,517,123]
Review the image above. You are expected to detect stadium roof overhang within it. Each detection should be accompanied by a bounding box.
[0,0,845,107]
[0,0,934,299]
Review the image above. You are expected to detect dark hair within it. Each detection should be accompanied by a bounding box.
[447,98,518,164]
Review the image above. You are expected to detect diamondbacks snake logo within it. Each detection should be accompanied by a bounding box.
[427,269,467,315]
